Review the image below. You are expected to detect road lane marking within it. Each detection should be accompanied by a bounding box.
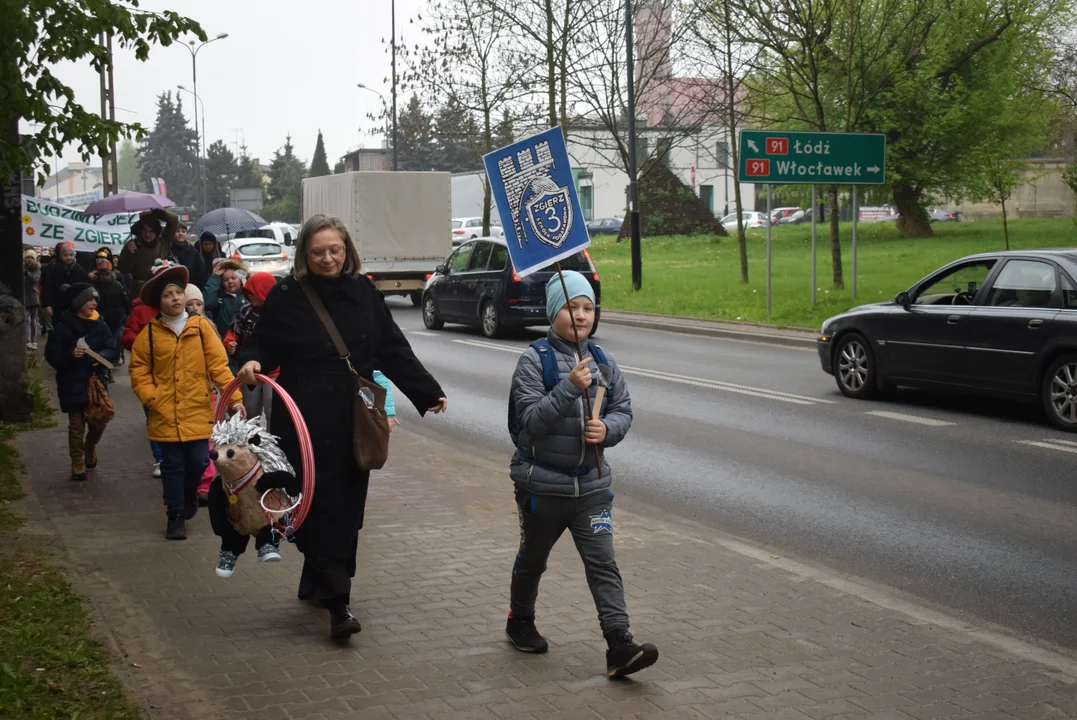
[408,331,439,337]
[453,339,526,354]
[864,410,955,427]
[1016,440,1077,454]
[452,339,831,406]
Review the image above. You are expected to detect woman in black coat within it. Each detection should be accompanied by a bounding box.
[236,214,447,640]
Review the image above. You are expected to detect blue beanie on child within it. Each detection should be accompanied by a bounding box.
[545,270,595,323]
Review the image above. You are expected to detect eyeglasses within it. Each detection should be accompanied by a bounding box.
[308,245,346,260]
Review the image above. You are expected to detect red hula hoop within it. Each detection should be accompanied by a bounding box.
[215,374,315,530]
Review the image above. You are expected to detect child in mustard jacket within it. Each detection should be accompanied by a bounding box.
[129,260,244,540]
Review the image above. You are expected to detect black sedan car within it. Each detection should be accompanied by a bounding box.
[587,217,623,236]
[422,237,601,338]
[818,250,1077,431]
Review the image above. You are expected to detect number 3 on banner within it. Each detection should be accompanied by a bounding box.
[544,206,562,233]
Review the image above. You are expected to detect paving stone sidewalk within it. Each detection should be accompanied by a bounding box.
[15,370,1077,720]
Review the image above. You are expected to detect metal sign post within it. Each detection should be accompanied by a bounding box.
[851,185,858,299]
[810,184,817,306]
[766,184,772,314]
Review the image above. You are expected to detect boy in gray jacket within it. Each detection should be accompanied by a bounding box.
[506,270,658,678]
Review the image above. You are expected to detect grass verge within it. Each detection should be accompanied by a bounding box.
[590,216,1077,329]
[0,357,140,720]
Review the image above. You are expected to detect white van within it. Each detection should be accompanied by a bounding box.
[234,222,299,247]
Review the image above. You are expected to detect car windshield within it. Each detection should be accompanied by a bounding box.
[237,242,282,257]
[235,228,276,240]
[451,220,462,229]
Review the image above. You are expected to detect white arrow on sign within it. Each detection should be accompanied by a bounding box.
[747,139,760,153]
[867,166,881,173]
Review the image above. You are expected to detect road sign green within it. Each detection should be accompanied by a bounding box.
[737,130,885,185]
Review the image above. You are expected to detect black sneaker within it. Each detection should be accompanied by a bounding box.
[605,630,659,678]
[505,615,549,653]
[166,513,187,541]
[329,606,361,639]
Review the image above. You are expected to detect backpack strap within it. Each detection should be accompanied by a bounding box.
[530,338,559,392]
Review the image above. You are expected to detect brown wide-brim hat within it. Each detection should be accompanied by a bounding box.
[140,260,190,309]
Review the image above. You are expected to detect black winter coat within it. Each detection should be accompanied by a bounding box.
[89,271,131,332]
[168,241,207,290]
[41,261,89,312]
[44,311,119,413]
[237,273,444,563]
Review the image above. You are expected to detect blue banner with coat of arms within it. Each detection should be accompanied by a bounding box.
[483,126,591,277]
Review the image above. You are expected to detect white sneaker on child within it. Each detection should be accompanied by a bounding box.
[216,550,238,578]
[152,462,162,478]
[258,544,281,562]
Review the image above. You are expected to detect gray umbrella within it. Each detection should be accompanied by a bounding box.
[190,208,268,237]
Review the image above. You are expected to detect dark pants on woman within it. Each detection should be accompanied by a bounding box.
[158,440,209,515]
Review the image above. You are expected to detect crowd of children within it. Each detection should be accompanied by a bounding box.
[38,238,655,677]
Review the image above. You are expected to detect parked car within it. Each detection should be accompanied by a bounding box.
[720,211,769,232]
[234,222,300,247]
[817,250,1077,431]
[588,217,624,236]
[422,237,601,339]
[929,207,961,223]
[770,207,801,224]
[221,237,291,277]
[452,217,504,246]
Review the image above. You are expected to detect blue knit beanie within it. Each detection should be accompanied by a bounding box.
[545,270,595,323]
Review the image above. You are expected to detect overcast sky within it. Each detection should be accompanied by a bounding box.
[33,0,428,172]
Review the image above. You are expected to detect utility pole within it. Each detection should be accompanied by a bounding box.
[625,0,642,290]
[391,0,399,171]
[98,32,113,197]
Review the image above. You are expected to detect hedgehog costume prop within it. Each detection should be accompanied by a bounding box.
[207,413,303,577]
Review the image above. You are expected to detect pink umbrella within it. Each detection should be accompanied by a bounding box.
[84,190,175,215]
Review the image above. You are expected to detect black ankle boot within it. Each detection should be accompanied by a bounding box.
[505,615,549,653]
[605,629,659,678]
[328,605,361,639]
[166,512,187,541]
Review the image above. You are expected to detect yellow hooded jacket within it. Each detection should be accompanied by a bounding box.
[129,313,243,442]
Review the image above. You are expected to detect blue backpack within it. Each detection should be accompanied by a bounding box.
[507,338,609,447]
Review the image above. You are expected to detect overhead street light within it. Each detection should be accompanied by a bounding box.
[181,33,229,211]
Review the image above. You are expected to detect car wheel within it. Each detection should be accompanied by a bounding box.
[422,294,444,330]
[1042,355,1077,432]
[410,290,422,307]
[481,300,502,339]
[834,332,877,399]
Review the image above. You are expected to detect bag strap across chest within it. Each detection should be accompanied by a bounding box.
[299,281,358,377]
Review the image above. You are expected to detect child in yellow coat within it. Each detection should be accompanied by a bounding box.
[129,260,244,540]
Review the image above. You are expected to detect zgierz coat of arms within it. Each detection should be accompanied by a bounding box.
[522,175,573,249]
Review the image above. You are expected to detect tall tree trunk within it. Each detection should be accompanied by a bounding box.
[893,181,934,237]
[827,184,844,288]
[482,102,494,236]
[723,0,747,284]
[1001,194,1010,250]
[559,0,571,131]
[546,0,556,129]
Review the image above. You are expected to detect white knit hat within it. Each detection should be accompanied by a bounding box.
[185,285,204,303]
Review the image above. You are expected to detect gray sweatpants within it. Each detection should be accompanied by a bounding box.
[510,488,629,634]
[241,383,273,427]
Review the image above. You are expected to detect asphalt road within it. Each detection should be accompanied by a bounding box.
[385,300,1077,652]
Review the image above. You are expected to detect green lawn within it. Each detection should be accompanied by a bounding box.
[589,217,1077,329]
[0,359,140,720]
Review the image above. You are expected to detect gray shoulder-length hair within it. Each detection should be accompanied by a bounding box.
[292,214,362,281]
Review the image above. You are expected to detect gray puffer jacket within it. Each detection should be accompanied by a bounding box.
[510,331,632,497]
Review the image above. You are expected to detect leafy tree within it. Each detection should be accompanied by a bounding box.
[138,92,198,206]
[432,97,482,172]
[309,130,331,177]
[2,2,203,183]
[117,138,141,191]
[333,159,345,174]
[265,135,307,223]
[495,108,515,148]
[394,95,437,171]
[236,145,263,188]
[204,140,239,211]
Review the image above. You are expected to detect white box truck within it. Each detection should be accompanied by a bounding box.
[302,171,451,305]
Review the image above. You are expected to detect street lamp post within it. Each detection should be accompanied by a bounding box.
[357,84,393,170]
[181,32,228,211]
[391,0,398,171]
[177,85,206,200]
[625,0,642,290]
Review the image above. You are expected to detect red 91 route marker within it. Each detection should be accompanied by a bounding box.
[745,159,771,177]
[766,138,789,155]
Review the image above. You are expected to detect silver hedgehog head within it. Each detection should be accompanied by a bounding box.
[211,414,294,475]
